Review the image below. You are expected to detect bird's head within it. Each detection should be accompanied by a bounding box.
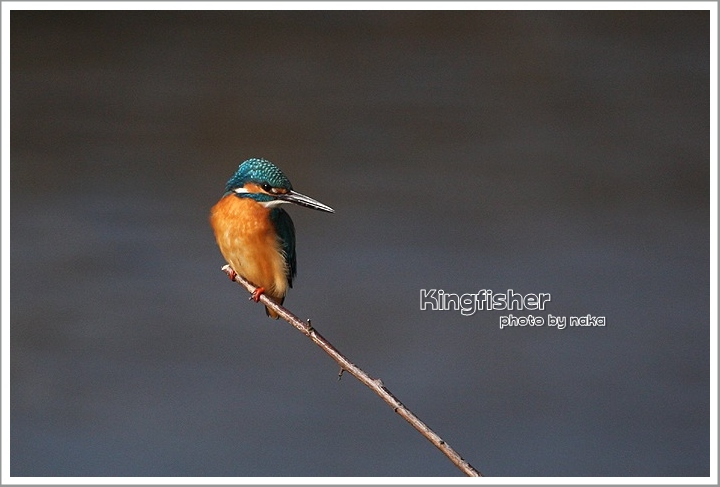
[225,158,334,213]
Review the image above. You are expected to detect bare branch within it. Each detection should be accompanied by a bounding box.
[221,265,483,477]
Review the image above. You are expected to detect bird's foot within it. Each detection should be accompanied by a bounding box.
[250,287,266,302]
[227,268,238,281]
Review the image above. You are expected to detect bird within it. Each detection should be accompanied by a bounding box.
[210,158,334,318]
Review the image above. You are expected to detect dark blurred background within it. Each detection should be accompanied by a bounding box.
[10,10,709,477]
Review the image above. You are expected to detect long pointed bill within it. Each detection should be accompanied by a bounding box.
[280,190,335,213]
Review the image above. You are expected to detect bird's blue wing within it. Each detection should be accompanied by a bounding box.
[270,208,297,288]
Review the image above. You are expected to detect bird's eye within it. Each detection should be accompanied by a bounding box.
[261,183,273,193]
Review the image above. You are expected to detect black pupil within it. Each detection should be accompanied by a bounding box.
[262,183,272,192]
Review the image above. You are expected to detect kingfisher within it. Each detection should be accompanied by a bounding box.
[210,158,334,318]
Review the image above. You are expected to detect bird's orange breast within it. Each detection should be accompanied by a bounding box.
[210,194,289,306]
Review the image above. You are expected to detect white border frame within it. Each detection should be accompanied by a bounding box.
[2,2,716,485]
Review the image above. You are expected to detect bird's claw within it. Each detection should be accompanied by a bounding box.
[250,287,266,302]
[227,268,238,281]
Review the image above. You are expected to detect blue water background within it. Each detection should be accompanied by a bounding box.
[10,11,709,476]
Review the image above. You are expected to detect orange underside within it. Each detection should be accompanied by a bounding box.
[210,194,289,318]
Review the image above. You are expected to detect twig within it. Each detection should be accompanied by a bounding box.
[221,265,483,477]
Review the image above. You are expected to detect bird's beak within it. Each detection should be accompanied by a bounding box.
[280,190,335,213]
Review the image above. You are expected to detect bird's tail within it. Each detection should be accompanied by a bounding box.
[264,296,284,319]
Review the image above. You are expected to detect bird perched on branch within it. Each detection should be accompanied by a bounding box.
[211,158,334,318]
